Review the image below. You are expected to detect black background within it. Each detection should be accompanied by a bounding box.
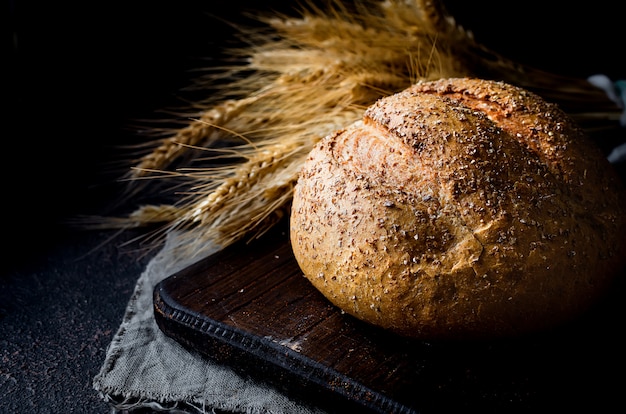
[2,1,624,413]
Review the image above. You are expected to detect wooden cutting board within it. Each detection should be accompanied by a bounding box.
[153,219,625,413]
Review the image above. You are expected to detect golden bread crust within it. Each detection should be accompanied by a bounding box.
[290,78,626,339]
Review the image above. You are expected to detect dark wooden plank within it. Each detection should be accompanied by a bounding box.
[153,219,626,413]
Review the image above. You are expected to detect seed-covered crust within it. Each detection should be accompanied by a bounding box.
[290,77,626,339]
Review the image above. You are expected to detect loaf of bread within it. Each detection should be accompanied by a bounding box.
[290,77,626,340]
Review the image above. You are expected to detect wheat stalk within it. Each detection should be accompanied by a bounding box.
[170,141,307,257]
[130,97,259,178]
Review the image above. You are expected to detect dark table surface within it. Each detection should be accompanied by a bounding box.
[3,1,625,413]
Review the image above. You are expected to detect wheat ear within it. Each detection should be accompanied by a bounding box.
[169,141,304,255]
[130,97,259,178]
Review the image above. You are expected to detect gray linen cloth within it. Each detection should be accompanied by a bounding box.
[93,232,326,414]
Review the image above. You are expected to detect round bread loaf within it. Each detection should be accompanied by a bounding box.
[290,77,626,340]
